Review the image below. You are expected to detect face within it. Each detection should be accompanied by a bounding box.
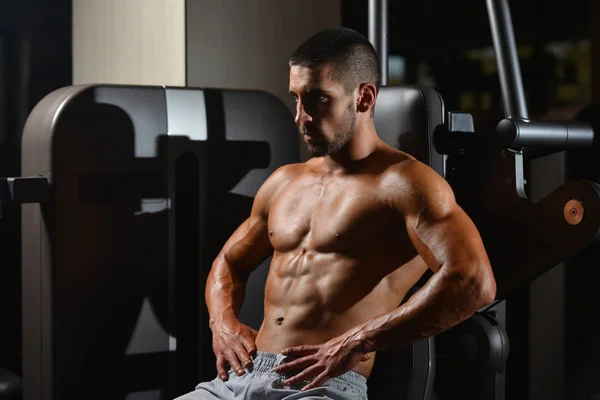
[289,64,357,157]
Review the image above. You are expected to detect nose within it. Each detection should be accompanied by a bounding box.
[295,102,312,126]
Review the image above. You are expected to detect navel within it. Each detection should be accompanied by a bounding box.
[269,230,274,236]
[275,317,284,326]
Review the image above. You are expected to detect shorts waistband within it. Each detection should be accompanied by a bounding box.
[251,351,367,393]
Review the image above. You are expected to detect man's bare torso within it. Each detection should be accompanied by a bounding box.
[255,145,430,377]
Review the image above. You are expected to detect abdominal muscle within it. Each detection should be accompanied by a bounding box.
[254,249,428,378]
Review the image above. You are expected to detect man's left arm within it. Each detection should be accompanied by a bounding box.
[353,160,496,352]
[275,161,496,390]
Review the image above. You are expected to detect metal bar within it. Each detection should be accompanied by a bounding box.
[486,0,528,120]
[368,0,388,86]
[496,119,594,148]
[0,176,48,205]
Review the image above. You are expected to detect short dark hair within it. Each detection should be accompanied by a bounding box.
[289,27,381,94]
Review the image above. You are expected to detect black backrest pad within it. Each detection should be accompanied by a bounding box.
[375,84,445,176]
[368,84,446,400]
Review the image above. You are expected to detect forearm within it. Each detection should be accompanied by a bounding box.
[205,253,249,328]
[355,264,495,352]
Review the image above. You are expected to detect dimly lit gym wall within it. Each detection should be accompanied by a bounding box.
[72,0,340,113]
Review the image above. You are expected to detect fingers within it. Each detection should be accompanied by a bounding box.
[360,353,371,362]
[232,340,253,369]
[281,345,319,357]
[213,322,258,379]
[283,364,325,387]
[216,355,229,381]
[241,335,258,360]
[301,370,330,391]
[224,348,246,376]
[274,356,316,374]
[216,344,252,380]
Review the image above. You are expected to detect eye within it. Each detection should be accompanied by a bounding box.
[312,93,329,104]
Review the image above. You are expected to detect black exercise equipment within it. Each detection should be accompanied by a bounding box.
[370,84,446,400]
[446,0,599,300]
[436,1,599,399]
[367,0,598,399]
[1,85,299,399]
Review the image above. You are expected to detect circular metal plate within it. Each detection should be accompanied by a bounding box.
[564,199,584,226]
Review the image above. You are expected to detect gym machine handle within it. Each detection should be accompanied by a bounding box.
[496,118,594,150]
[439,113,595,154]
[0,176,49,218]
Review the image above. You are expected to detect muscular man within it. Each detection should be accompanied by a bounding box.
[177,27,496,399]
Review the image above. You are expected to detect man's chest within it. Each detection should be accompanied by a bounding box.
[267,178,399,252]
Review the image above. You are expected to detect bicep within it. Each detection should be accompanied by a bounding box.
[215,166,290,277]
[220,213,273,277]
[406,206,488,274]
[398,161,490,274]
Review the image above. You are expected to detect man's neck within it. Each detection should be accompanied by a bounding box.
[323,124,381,172]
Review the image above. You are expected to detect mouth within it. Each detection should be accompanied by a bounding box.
[302,132,322,141]
[303,135,321,143]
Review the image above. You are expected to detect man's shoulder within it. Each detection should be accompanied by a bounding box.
[267,161,310,183]
[258,161,310,197]
[379,151,432,184]
[380,155,451,202]
[388,157,437,177]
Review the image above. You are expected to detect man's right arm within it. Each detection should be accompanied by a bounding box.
[205,165,291,380]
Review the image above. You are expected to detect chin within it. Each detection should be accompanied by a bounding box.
[307,146,329,157]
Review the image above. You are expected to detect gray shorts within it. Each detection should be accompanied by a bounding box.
[174,351,368,399]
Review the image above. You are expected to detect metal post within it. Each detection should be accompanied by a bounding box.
[486,0,528,120]
[368,0,388,86]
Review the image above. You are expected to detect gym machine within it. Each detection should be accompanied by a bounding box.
[0,86,300,399]
[369,0,600,399]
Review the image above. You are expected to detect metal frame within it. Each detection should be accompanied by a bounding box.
[368,0,388,86]
[486,0,528,120]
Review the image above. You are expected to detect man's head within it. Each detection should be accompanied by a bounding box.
[288,27,380,157]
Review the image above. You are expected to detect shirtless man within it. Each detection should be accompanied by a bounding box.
[177,27,496,399]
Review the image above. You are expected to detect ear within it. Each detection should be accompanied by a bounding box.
[356,83,377,114]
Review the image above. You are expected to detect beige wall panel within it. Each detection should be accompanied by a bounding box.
[73,0,186,86]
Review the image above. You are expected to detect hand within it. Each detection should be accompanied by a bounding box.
[211,316,258,381]
[273,334,371,391]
